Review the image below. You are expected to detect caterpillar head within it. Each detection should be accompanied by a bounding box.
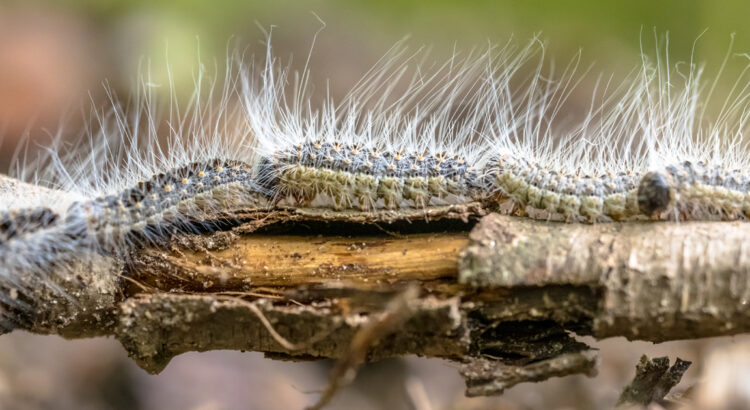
[637,171,673,217]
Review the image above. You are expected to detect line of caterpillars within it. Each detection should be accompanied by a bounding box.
[3,144,750,250]
[272,142,642,221]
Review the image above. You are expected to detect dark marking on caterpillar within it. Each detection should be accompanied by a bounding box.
[637,171,672,217]
[0,208,60,244]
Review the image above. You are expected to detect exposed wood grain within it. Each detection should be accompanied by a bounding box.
[129,232,469,292]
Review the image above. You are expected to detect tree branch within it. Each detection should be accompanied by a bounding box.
[2,175,747,398]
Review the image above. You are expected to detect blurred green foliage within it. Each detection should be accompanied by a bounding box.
[5,0,750,102]
[34,0,748,55]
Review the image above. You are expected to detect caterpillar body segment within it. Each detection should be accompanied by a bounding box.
[638,161,750,221]
[484,154,642,222]
[269,141,483,211]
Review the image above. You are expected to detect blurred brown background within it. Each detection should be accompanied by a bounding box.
[3,0,750,409]
[3,0,750,168]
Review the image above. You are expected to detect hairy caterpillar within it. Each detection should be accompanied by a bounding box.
[75,159,270,247]
[484,154,642,221]
[268,141,480,210]
[639,161,750,220]
[2,34,750,331]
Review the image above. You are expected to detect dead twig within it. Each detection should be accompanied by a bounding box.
[616,355,692,408]
[307,285,420,410]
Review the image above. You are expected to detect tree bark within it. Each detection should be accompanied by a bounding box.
[3,175,748,397]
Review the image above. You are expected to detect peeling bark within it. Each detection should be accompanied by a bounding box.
[615,355,691,408]
[0,175,746,398]
[461,352,599,396]
[460,213,750,341]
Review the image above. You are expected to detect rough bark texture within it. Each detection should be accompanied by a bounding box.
[615,355,692,408]
[0,176,121,338]
[1,175,746,398]
[460,214,750,342]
